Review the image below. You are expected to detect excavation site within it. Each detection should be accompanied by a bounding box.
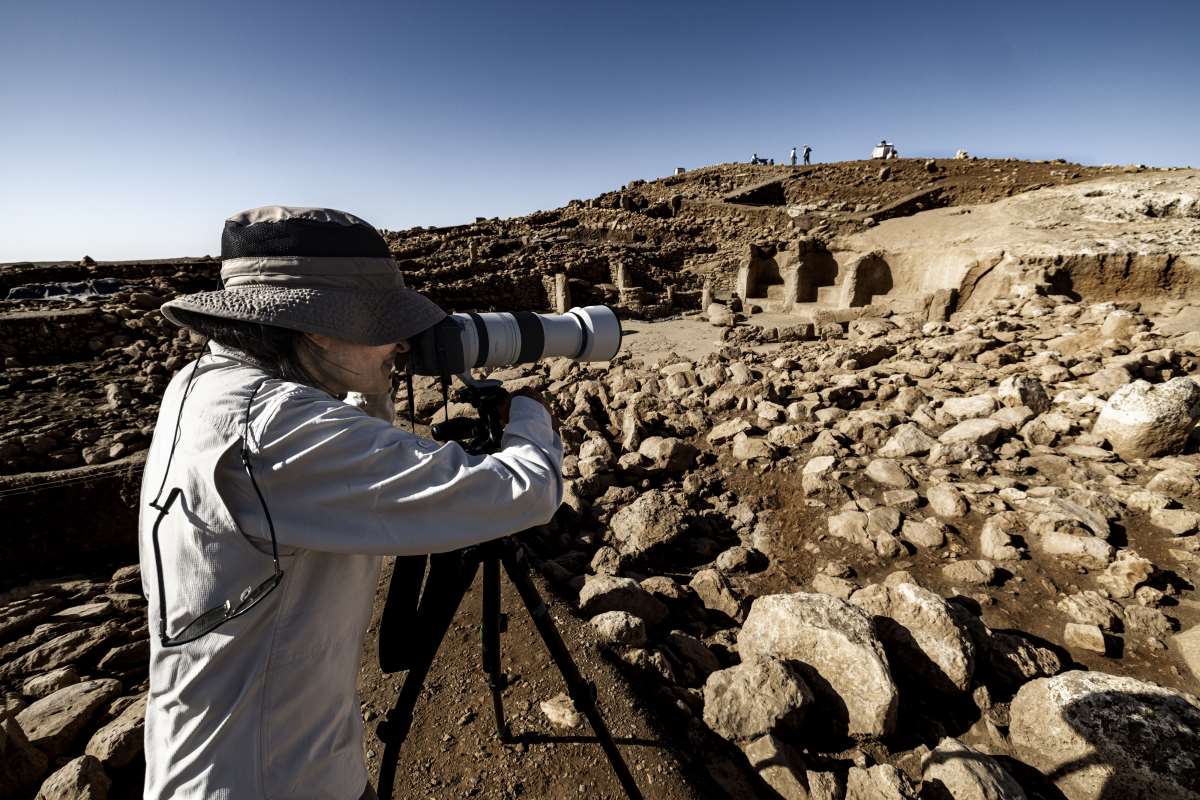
[3,158,1200,800]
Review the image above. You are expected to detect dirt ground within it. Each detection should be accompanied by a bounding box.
[356,556,709,800]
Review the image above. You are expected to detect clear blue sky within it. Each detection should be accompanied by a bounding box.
[2,0,1196,261]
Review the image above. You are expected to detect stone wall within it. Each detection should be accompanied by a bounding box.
[0,454,145,584]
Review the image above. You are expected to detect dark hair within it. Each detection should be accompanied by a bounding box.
[169,308,318,386]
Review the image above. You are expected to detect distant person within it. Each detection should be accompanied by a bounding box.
[769,158,774,165]
[789,146,797,166]
[803,145,812,165]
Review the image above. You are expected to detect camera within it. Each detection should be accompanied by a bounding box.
[408,305,622,377]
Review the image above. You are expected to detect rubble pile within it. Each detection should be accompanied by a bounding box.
[0,566,150,799]
[499,275,1200,798]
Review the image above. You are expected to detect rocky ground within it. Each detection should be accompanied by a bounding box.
[3,159,1200,799]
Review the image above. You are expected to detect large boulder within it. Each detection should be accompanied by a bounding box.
[1010,670,1200,800]
[1093,377,1200,460]
[849,583,976,694]
[85,694,147,768]
[738,593,898,738]
[922,737,1027,800]
[702,656,812,742]
[15,679,122,757]
[0,621,122,680]
[608,489,689,557]
[34,754,110,800]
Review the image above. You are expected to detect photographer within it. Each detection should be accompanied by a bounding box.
[138,206,563,799]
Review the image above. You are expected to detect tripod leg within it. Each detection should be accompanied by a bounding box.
[499,544,645,800]
[377,554,429,673]
[376,552,479,800]
[480,557,512,741]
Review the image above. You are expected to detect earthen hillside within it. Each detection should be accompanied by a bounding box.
[2,158,1200,800]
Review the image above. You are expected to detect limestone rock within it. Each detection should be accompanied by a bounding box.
[732,433,775,462]
[0,621,122,680]
[15,678,122,757]
[877,423,938,458]
[1093,377,1200,460]
[926,483,969,518]
[708,418,752,445]
[34,755,110,800]
[539,692,583,729]
[21,666,83,699]
[702,656,812,742]
[922,737,1028,800]
[690,568,746,622]
[0,713,49,797]
[998,375,1051,415]
[900,519,945,549]
[1056,591,1123,631]
[578,575,668,625]
[608,489,688,557]
[589,610,648,647]
[942,560,997,586]
[980,513,1024,561]
[845,763,919,799]
[85,694,146,767]
[738,593,898,737]
[1010,670,1200,800]
[850,582,976,694]
[1095,549,1153,598]
[1063,623,1106,654]
[940,394,999,423]
[939,418,1004,447]
[637,436,697,473]
[741,734,811,800]
[865,459,915,489]
[987,630,1064,690]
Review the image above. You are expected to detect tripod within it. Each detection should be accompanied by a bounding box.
[374,381,643,800]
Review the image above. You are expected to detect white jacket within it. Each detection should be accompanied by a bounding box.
[138,345,563,799]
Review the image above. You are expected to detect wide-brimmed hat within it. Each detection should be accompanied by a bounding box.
[160,206,446,345]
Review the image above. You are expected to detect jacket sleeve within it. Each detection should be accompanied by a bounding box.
[238,388,564,555]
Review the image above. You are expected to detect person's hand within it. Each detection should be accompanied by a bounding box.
[501,388,559,433]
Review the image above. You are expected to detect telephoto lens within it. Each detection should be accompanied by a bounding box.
[409,305,622,376]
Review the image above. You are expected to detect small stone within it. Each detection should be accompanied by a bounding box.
[1063,623,1107,654]
[939,418,1004,446]
[942,560,997,586]
[866,459,915,489]
[1150,508,1200,536]
[578,575,668,625]
[707,418,752,445]
[589,610,647,647]
[539,693,583,729]
[690,568,745,622]
[926,483,969,518]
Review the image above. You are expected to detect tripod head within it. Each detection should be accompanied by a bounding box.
[429,376,508,456]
